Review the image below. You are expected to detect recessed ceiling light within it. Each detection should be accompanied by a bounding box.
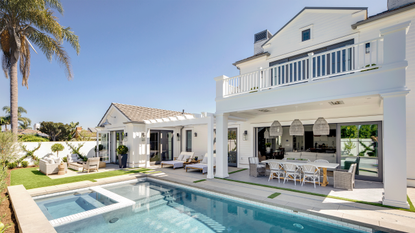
[258,109,271,112]
[328,101,344,105]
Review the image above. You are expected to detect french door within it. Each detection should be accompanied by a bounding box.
[150,130,173,165]
[336,122,383,182]
[98,132,110,163]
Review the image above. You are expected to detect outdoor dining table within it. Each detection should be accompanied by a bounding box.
[262,159,340,186]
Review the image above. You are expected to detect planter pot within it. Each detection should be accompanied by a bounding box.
[118,154,128,168]
[266,147,271,153]
[58,164,66,175]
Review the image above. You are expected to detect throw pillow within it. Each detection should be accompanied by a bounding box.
[48,158,55,164]
[177,154,184,161]
[348,164,355,173]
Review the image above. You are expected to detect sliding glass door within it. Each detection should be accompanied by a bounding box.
[337,122,382,182]
[150,130,174,165]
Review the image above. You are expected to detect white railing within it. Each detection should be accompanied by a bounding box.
[223,37,383,97]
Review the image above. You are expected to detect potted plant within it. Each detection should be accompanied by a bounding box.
[194,156,199,162]
[51,143,64,158]
[265,142,272,153]
[94,144,104,159]
[117,145,129,168]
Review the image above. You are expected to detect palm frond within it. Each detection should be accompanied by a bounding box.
[61,27,80,55]
[44,0,64,15]
[20,35,31,88]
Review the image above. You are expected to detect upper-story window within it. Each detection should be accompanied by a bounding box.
[302,29,311,41]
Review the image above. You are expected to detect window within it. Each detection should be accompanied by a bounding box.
[302,29,310,41]
[186,130,192,152]
[365,43,371,54]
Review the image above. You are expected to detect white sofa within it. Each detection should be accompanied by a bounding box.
[39,155,67,176]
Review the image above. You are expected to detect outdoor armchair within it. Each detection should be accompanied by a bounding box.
[248,157,266,177]
[82,157,100,173]
[334,163,357,191]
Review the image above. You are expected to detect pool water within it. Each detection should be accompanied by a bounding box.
[52,179,371,233]
[35,190,117,220]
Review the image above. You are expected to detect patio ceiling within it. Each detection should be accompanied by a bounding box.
[229,94,382,120]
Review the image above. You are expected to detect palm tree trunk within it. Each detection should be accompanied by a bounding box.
[10,55,18,141]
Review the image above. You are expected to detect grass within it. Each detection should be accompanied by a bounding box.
[193,179,206,183]
[215,177,415,213]
[228,168,248,174]
[267,192,281,199]
[10,167,153,190]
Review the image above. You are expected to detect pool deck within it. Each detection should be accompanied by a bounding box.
[20,166,415,232]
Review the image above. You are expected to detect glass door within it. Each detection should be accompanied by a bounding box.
[99,132,110,163]
[228,128,237,167]
[115,131,124,164]
[337,122,382,182]
[150,130,174,165]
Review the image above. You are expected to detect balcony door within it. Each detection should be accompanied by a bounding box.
[337,122,382,182]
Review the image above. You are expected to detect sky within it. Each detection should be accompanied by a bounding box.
[0,0,387,129]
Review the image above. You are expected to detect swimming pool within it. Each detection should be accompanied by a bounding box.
[47,178,373,233]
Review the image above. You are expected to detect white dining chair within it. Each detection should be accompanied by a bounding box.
[301,164,320,188]
[283,163,301,185]
[268,162,284,182]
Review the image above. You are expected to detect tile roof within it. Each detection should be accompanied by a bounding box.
[352,2,415,29]
[112,103,190,123]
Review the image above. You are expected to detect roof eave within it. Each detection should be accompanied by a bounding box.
[351,4,415,29]
[232,52,270,67]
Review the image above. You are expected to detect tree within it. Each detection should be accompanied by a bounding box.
[0,0,80,138]
[51,143,64,157]
[2,106,31,130]
[39,121,71,141]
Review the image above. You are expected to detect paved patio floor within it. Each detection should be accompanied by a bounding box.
[228,170,384,203]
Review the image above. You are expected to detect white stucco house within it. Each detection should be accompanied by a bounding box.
[97,1,415,209]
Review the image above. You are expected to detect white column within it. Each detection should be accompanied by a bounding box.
[381,91,409,209]
[145,128,150,168]
[215,113,229,178]
[207,116,214,179]
[214,75,229,100]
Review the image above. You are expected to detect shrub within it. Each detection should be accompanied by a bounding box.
[7,162,16,169]
[21,161,28,168]
[117,145,128,155]
[34,160,39,167]
[51,143,65,157]
[62,157,67,163]
[94,144,104,152]
[18,134,49,142]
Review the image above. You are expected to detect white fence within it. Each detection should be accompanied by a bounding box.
[16,141,96,165]
[223,37,383,97]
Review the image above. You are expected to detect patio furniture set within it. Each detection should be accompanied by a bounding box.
[160,152,216,173]
[249,157,357,190]
[39,154,101,175]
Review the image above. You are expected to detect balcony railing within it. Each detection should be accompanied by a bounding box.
[223,38,383,97]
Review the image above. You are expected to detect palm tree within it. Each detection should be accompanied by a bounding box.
[0,0,80,139]
[0,116,8,131]
[3,106,31,130]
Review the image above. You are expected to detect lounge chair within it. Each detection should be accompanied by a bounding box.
[185,155,216,174]
[160,152,194,169]
[82,157,100,173]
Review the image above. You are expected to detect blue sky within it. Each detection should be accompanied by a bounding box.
[0,0,386,129]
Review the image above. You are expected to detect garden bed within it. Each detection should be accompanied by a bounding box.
[0,170,18,233]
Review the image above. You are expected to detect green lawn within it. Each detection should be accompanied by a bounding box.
[10,167,153,190]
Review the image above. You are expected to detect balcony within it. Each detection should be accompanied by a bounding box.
[222,38,384,97]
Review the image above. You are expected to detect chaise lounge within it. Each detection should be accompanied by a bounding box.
[160,152,194,169]
[185,155,216,174]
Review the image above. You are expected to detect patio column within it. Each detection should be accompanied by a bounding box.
[215,113,229,178]
[207,116,214,179]
[145,128,150,168]
[381,91,409,209]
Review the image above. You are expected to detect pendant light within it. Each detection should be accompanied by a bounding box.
[313,117,330,135]
[264,128,271,139]
[290,106,304,136]
[270,121,283,137]
[290,119,304,136]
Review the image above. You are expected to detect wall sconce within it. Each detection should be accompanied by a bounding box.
[141,132,145,142]
[194,132,197,137]
[243,130,248,141]
[124,132,128,137]
[365,42,370,54]
[176,133,180,141]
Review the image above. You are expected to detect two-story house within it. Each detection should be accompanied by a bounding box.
[214,2,414,209]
